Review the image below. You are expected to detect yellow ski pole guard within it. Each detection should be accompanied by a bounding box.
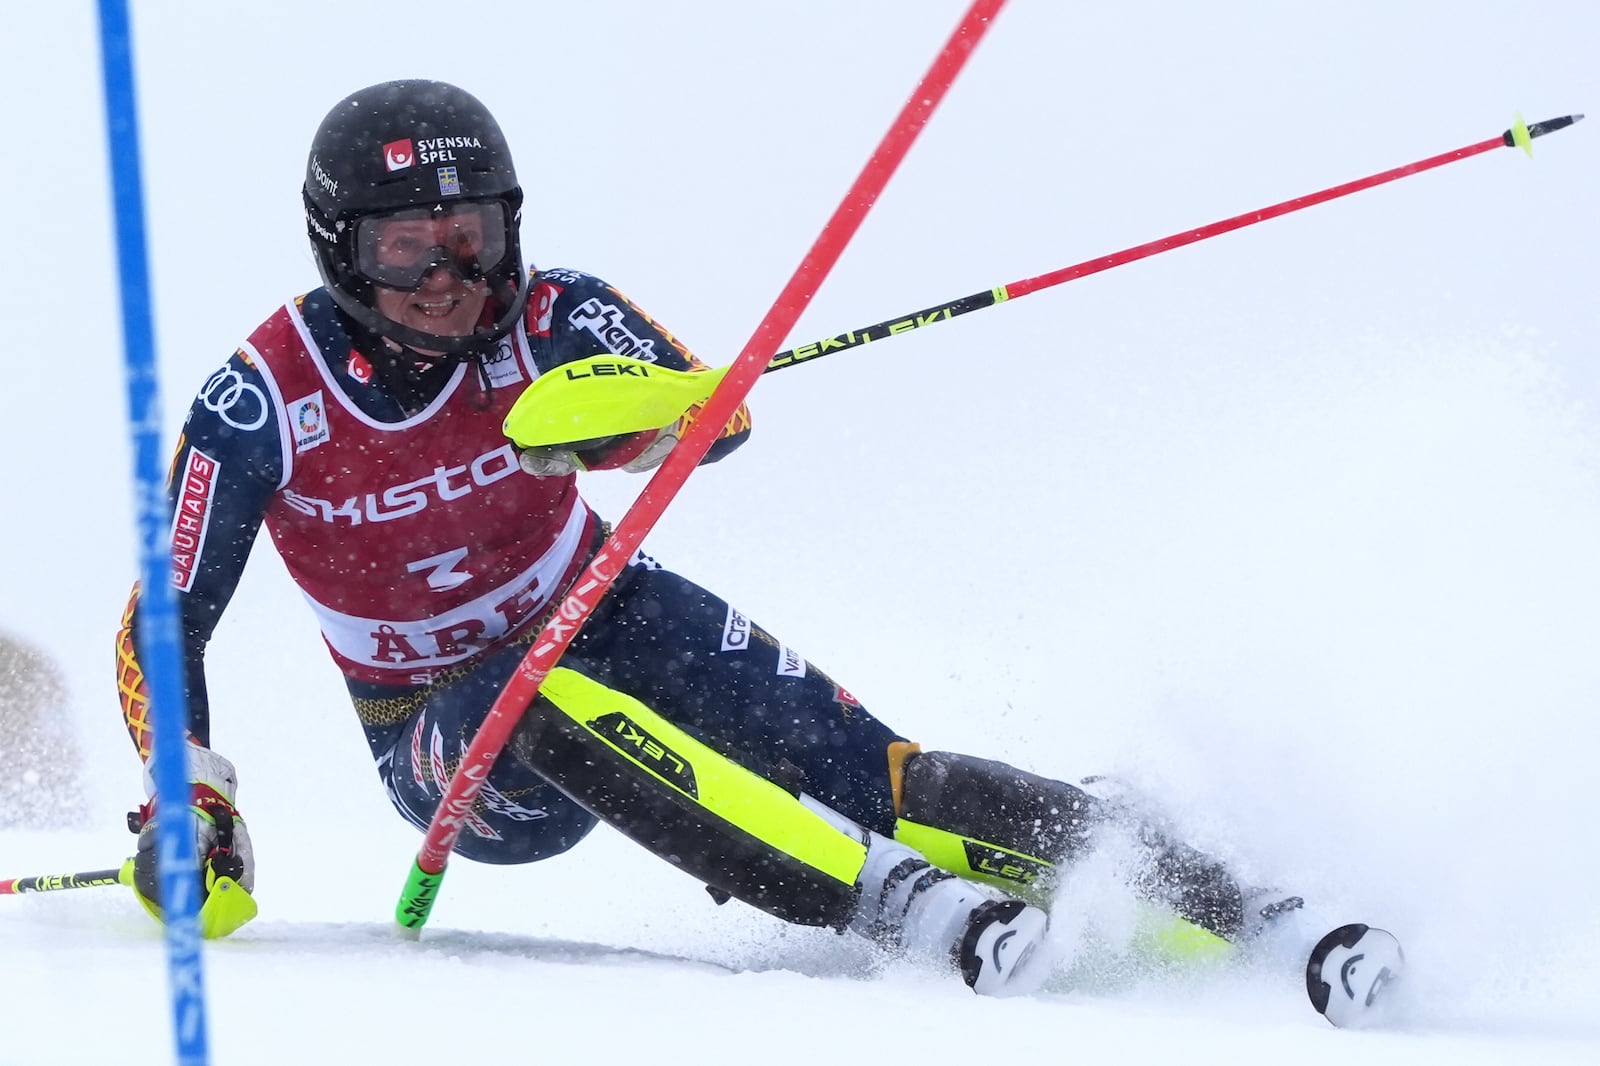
[504,356,728,448]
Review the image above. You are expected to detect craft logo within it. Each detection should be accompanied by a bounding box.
[170,449,219,592]
[721,605,750,651]
[436,166,461,196]
[383,138,415,172]
[290,391,329,452]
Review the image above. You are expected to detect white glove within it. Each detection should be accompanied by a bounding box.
[517,426,678,477]
[129,743,257,937]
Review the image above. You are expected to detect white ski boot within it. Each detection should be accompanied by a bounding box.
[852,834,1049,995]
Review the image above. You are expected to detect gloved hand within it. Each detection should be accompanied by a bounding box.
[128,743,258,939]
[517,425,678,478]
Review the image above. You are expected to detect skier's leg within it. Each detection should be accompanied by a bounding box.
[548,556,1254,941]
[527,554,1269,963]
[563,554,909,837]
[893,748,1286,943]
[353,643,601,865]
[508,664,1049,994]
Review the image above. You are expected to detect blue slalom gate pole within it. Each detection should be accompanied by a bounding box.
[96,2,212,1064]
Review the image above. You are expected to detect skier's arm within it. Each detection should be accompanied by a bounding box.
[115,351,283,757]
[526,271,751,471]
[113,350,279,938]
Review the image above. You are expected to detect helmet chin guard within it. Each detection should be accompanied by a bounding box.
[301,80,529,357]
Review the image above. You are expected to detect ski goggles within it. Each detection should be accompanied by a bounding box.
[353,200,511,290]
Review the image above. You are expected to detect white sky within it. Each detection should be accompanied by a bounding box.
[2,3,1598,1063]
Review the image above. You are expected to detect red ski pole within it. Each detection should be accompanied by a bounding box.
[500,112,1585,453]
[760,113,1585,371]
[394,0,1010,934]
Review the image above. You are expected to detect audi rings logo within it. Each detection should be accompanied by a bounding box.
[200,368,268,431]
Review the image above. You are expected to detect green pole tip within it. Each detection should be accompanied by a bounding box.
[394,859,448,934]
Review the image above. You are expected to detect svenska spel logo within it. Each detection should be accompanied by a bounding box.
[383,139,415,172]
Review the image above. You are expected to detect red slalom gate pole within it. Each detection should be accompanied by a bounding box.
[394,0,1009,934]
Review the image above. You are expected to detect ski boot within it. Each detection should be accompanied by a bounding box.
[853,834,1049,995]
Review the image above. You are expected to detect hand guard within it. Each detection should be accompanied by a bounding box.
[517,426,678,478]
[128,744,258,939]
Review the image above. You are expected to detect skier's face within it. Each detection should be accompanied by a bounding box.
[364,204,498,347]
[371,266,489,345]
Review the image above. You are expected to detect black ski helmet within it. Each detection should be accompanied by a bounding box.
[302,80,528,356]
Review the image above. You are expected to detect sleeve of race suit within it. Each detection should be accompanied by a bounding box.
[116,349,283,758]
[526,268,752,464]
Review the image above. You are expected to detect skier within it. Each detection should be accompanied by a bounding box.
[114,79,1395,1007]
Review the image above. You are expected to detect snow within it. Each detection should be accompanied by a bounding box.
[3,2,1599,1063]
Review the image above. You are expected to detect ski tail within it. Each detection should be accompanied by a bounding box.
[1305,923,1406,1028]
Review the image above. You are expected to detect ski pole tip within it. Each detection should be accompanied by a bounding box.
[394,858,446,937]
[1507,112,1586,153]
